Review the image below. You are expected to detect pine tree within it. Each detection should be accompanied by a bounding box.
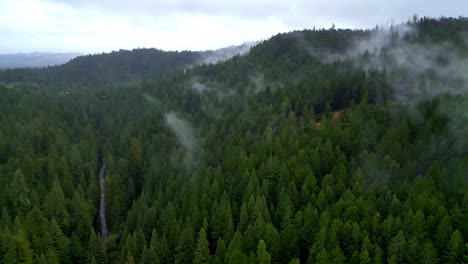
[70,191,92,241]
[48,218,71,264]
[69,232,86,264]
[125,253,135,264]
[87,229,105,264]
[280,225,299,262]
[146,246,158,264]
[388,230,407,264]
[0,227,11,259]
[0,207,11,228]
[35,253,48,264]
[156,234,170,264]
[8,169,31,213]
[175,226,195,264]
[315,249,331,264]
[288,258,300,264]
[444,230,464,264]
[140,246,157,264]
[257,240,271,264]
[3,234,33,264]
[214,239,226,264]
[436,216,452,253]
[45,248,60,264]
[193,228,210,264]
[360,250,372,264]
[420,241,438,264]
[226,231,247,264]
[44,178,70,232]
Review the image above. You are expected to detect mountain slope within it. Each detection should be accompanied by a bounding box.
[0,44,255,86]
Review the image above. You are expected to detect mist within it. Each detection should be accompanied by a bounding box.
[165,112,196,155]
[292,22,468,187]
[198,42,257,65]
[305,24,468,101]
[190,79,211,93]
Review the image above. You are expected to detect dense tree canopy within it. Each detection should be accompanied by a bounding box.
[0,17,467,263]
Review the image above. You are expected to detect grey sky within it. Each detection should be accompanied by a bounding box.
[1,0,467,54]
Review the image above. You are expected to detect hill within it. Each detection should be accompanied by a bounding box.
[0,44,255,87]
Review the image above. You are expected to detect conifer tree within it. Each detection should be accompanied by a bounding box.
[193,228,210,264]
[257,240,271,264]
[175,226,195,264]
[156,234,170,264]
[214,239,226,264]
[8,170,31,213]
[3,234,33,264]
[388,230,407,264]
[445,230,464,264]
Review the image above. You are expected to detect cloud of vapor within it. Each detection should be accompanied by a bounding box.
[249,73,284,94]
[382,42,468,100]
[143,93,161,104]
[349,25,414,58]
[165,112,196,155]
[335,25,468,188]
[191,79,210,92]
[198,42,257,65]
[251,73,265,93]
[301,23,468,101]
[297,24,414,63]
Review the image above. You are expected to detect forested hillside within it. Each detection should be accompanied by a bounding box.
[0,44,253,87]
[0,17,467,264]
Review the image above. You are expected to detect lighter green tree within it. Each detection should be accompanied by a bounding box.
[193,228,210,264]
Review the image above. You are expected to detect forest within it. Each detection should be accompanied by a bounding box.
[0,17,467,264]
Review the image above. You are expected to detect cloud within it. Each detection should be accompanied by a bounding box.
[43,0,468,28]
[0,0,290,53]
[291,20,468,102]
[1,0,467,53]
[191,80,211,93]
[198,42,257,64]
[165,112,195,151]
[165,112,199,167]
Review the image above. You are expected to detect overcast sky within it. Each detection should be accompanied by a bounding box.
[1,0,467,54]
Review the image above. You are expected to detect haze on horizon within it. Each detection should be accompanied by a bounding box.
[1,0,467,54]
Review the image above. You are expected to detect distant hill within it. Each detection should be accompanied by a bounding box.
[0,52,81,68]
[0,44,256,86]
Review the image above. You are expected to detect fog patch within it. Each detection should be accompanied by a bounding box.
[251,73,265,93]
[190,79,211,93]
[165,112,196,166]
[143,93,162,104]
[299,23,468,101]
[198,42,257,65]
[299,24,415,63]
[348,25,414,59]
[358,34,468,101]
[249,73,284,94]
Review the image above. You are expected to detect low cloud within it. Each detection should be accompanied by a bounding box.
[165,112,198,167]
[190,79,211,92]
[300,23,468,101]
[198,42,257,65]
[165,112,195,152]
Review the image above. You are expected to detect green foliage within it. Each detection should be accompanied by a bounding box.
[193,228,210,264]
[0,17,467,264]
[257,240,271,264]
[3,234,33,264]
